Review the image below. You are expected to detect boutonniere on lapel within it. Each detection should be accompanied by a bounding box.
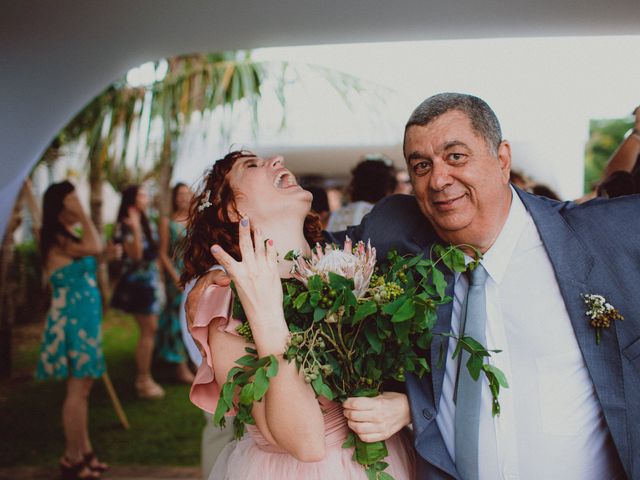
[582,294,624,345]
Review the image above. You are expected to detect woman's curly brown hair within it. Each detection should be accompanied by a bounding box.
[180,150,324,285]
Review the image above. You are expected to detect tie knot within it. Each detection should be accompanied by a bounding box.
[468,263,488,286]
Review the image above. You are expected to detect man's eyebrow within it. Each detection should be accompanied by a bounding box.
[407,151,428,162]
[443,140,469,150]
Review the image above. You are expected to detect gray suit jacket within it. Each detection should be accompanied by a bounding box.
[330,188,640,479]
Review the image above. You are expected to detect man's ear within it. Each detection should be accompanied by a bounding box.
[497,140,512,183]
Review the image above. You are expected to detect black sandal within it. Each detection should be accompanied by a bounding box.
[59,456,100,480]
[83,451,109,473]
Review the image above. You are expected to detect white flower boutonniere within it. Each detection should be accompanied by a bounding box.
[582,294,624,345]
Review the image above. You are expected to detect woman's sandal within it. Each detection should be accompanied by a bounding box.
[83,451,109,473]
[59,456,100,480]
[135,377,165,400]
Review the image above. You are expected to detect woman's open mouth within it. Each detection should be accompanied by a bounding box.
[273,170,299,189]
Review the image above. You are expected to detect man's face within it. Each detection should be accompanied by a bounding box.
[404,110,512,252]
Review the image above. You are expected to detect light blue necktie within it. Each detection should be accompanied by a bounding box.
[454,264,489,480]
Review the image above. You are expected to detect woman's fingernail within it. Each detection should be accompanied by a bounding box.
[267,239,273,246]
[240,217,249,227]
[211,245,220,253]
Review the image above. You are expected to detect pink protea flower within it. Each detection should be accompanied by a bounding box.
[290,236,377,298]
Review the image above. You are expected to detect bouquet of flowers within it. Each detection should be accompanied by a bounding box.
[213,238,507,480]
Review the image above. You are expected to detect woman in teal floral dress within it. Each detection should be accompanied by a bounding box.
[36,181,108,480]
[157,183,194,383]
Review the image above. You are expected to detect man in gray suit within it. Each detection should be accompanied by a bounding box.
[340,93,639,479]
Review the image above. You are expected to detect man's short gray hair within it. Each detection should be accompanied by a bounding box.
[404,93,502,154]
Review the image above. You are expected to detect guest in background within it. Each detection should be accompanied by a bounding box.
[111,184,165,399]
[597,171,637,198]
[327,157,397,231]
[156,182,194,384]
[394,169,413,195]
[594,106,640,199]
[36,181,108,480]
[530,183,561,200]
[305,185,331,229]
[509,169,532,191]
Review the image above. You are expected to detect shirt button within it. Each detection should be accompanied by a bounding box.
[422,408,433,420]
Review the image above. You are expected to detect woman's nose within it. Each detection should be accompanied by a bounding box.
[269,155,284,168]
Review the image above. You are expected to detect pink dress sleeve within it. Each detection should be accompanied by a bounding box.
[189,284,243,415]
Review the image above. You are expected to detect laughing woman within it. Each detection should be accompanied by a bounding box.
[181,151,413,479]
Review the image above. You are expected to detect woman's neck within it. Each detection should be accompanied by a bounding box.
[254,217,311,278]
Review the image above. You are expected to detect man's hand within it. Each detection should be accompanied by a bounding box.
[343,392,411,443]
[184,268,231,328]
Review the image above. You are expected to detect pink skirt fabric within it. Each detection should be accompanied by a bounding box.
[208,403,415,480]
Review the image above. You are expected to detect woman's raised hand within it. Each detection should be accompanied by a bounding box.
[63,191,85,217]
[210,217,283,327]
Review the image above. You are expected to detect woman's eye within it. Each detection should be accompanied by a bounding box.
[246,162,257,168]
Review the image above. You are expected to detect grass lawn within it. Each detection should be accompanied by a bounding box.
[0,310,204,468]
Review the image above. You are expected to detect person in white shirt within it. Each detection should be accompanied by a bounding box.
[326,157,397,232]
[340,93,636,479]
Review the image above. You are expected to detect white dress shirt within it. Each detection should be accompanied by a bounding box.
[435,188,624,480]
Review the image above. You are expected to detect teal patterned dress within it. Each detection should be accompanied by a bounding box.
[156,220,187,363]
[36,256,106,379]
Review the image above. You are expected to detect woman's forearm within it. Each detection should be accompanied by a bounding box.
[251,313,326,461]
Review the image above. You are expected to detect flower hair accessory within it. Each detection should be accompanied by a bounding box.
[582,293,624,345]
[197,190,213,212]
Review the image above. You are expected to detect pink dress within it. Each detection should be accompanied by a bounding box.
[189,284,415,480]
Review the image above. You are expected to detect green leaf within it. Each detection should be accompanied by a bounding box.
[213,386,232,426]
[450,248,467,272]
[391,298,416,323]
[283,250,298,261]
[483,364,509,388]
[417,357,430,373]
[239,383,255,406]
[293,292,309,309]
[313,306,327,322]
[462,336,489,356]
[312,376,335,400]
[253,367,269,400]
[226,366,244,381]
[354,301,377,323]
[381,296,405,315]
[235,354,258,367]
[328,272,354,291]
[265,355,279,378]
[393,321,411,344]
[319,383,334,400]
[364,328,383,354]
[431,266,447,299]
[221,380,235,407]
[465,354,483,381]
[342,431,356,449]
[307,275,323,292]
[354,437,389,466]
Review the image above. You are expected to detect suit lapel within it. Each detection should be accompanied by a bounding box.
[518,190,628,465]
